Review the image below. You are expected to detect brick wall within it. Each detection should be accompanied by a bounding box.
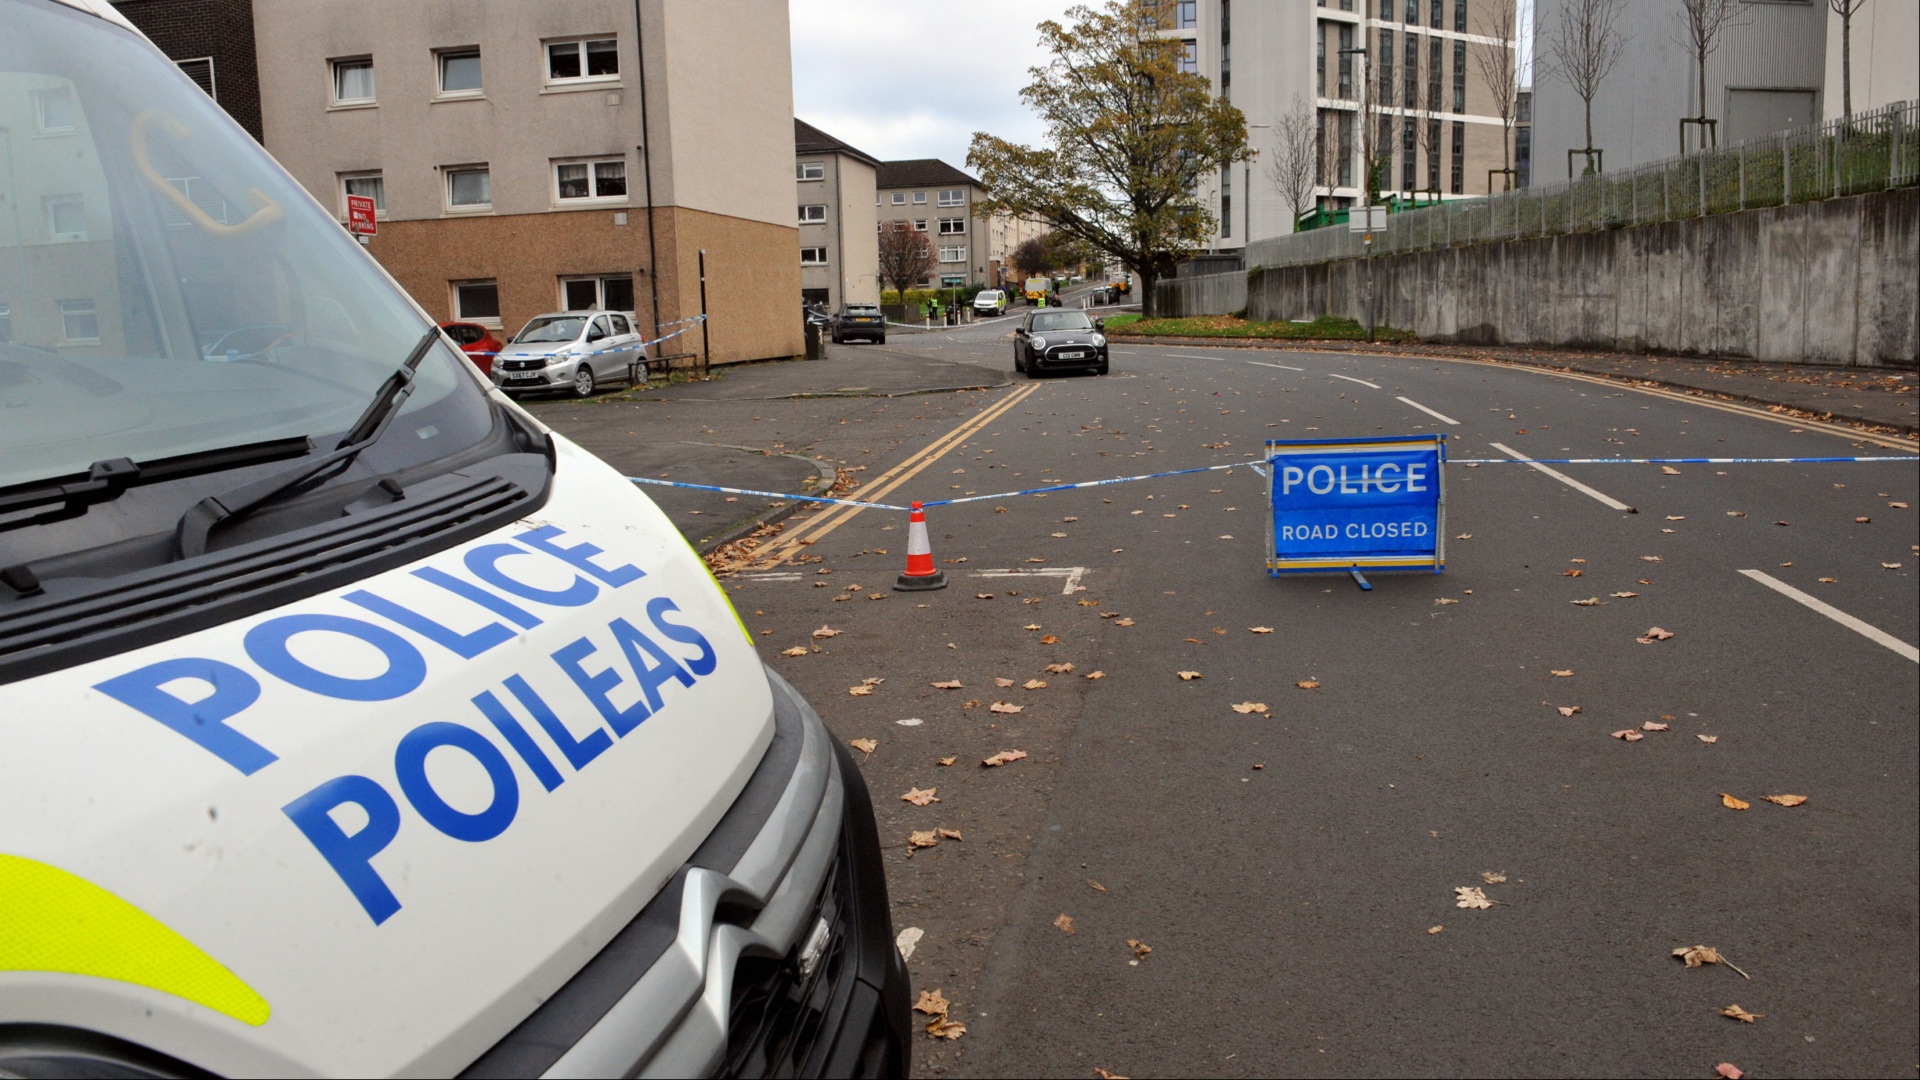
[110,0,263,141]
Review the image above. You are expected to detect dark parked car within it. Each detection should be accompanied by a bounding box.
[438,321,504,376]
[833,303,887,345]
[1013,309,1108,377]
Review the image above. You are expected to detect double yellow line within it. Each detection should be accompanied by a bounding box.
[753,382,1041,567]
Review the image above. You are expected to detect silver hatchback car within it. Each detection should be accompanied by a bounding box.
[491,311,645,398]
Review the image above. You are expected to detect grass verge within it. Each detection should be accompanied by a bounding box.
[1102,314,1415,343]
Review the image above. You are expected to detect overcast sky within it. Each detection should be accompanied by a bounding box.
[789,1,1534,173]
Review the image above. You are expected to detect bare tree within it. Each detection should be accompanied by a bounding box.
[1471,0,1521,190]
[877,224,936,301]
[1828,0,1867,121]
[1675,0,1746,150]
[1415,106,1445,199]
[1543,0,1629,175]
[1264,96,1321,232]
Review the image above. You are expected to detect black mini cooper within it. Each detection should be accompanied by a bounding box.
[1013,309,1109,377]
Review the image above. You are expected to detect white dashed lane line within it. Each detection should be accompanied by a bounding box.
[1328,373,1381,389]
[1739,569,1919,663]
[1249,361,1306,371]
[1396,396,1461,425]
[1489,441,1636,513]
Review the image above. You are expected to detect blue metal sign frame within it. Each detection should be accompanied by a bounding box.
[1265,434,1447,577]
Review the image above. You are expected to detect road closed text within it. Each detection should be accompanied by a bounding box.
[90,525,723,926]
[1280,520,1432,541]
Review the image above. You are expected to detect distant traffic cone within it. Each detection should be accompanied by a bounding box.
[894,502,947,591]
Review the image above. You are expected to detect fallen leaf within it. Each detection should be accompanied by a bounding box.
[1112,618,1135,627]
[908,830,939,849]
[1646,627,1674,641]
[1041,634,1061,644]
[1021,678,1048,691]
[1428,925,1444,935]
[925,1017,966,1040]
[1295,680,1321,690]
[1046,662,1075,673]
[1183,637,1202,644]
[1818,576,1838,583]
[1557,706,1581,717]
[1088,879,1107,892]
[1640,555,1663,563]
[982,749,1028,766]
[1454,886,1493,909]
[1891,501,1909,509]
[1571,597,1600,606]
[1673,945,1752,978]
[1727,511,1747,517]
[811,625,842,639]
[1570,558,1587,564]
[1562,569,1584,578]
[1177,671,1202,681]
[780,646,808,657]
[930,679,963,689]
[1718,792,1750,810]
[1716,1064,1744,1080]
[895,926,923,960]
[994,677,1016,687]
[1661,465,1681,475]
[1642,721,1670,732]
[988,702,1022,714]
[1248,626,1274,633]
[1127,939,1152,958]
[1092,1070,1128,1080]
[1883,562,1903,570]
[1697,734,1718,744]
[1231,702,1270,714]
[1022,623,1042,632]
[1666,515,1686,521]
[1436,597,1461,605]
[1099,611,1120,618]
[1211,627,1228,635]
[1611,730,1645,742]
[1050,532,1068,538]
[1551,669,1575,677]
[1761,794,1808,807]
[1855,516,1872,524]
[1775,520,1790,527]
[849,738,877,757]
[1053,914,1076,935]
[975,593,995,600]
[900,787,939,806]
[1456,533,1473,538]
[1086,670,1106,679]
[913,989,950,1016]
[849,685,875,696]
[938,756,957,766]
[938,828,963,841]
[1719,1004,1763,1024]
[1610,591,1640,598]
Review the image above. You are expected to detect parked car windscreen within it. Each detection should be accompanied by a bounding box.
[1030,311,1095,332]
[0,0,485,493]
[512,316,589,344]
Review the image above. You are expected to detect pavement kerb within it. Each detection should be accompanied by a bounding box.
[1107,333,1919,439]
[675,442,840,554]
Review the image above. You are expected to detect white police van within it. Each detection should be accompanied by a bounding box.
[0,2,908,1075]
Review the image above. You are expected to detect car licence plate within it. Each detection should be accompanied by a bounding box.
[1055,350,1087,360]
[505,373,542,383]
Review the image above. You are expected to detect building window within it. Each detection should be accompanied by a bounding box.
[59,299,98,343]
[45,195,86,241]
[796,161,825,182]
[340,172,385,215]
[1377,30,1393,102]
[1176,1,1197,29]
[547,38,618,83]
[1404,32,1418,108]
[890,192,906,204]
[453,281,501,325]
[799,204,827,223]
[445,166,491,211]
[1453,40,1466,112]
[177,57,216,100]
[437,48,482,96]
[1454,0,1466,33]
[1340,0,1353,9]
[800,246,828,266]
[1430,0,1442,27]
[1317,31,1326,96]
[1337,111,1354,187]
[331,57,375,105]
[562,275,634,311]
[937,217,966,235]
[1451,120,1464,194]
[1219,167,1231,238]
[910,192,926,204]
[1179,40,1198,74]
[913,219,928,232]
[1427,120,1442,191]
[937,189,965,207]
[1338,24,1354,98]
[1429,37,1442,110]
[939,246,966,263]
[555,158,627,201]
[33,86,77,134]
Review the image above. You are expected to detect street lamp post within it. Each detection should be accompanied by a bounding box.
[1340,44,1375,343]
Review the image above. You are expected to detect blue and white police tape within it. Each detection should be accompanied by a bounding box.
[627,476,907,511]
[465,314,707,360]
[1448,455,1919,465]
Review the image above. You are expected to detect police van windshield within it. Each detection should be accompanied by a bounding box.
[0,0,486,494]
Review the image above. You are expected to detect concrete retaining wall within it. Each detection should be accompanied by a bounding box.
[1245,188,1918,366]
[1154,270,1248,319]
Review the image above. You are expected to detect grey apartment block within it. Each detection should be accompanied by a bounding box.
[1531,0,1829,179]
[876,159,986,289]
[796,120,880,309]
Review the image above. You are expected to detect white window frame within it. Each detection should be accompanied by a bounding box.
[796,161,825,181]
[444,165,492,212]
[937,188,965,207]
[545,37,620,86]
[176,57,216,101]
[937,217,967,235]
[890,192,906,205]
[330,56,375,107]
[799,204,827,223]
[559,275,634,312]
[553,157,628,203]
[939,246,966,263]
[32,87,77,134]
[912,219,928,232]
[435,47,483,98]
[339,172,386,218]
[452,280,502,327]
[58,299,99,344]
[44,195,86,242]
[912,191,927,204]
[800,246,829,266]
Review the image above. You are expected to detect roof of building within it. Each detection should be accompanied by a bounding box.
[794,119,882,167]
[876,158,981,190]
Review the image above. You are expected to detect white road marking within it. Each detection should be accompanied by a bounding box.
[974,567,1088,594]
[1167,353,1228,360]
[1739,569,1919,663]
[1328,373,1381,389]
[1489,442,1635,512]
[1397,396,1460,425]
[733,572,804,584]
[1249,361,1306,371]
[1063,566,1086,595]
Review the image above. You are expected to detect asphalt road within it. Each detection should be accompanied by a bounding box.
[541,319,1919,1078]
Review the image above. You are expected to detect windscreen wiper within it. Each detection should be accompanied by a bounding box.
[174,326,442,559]
[0,438,314,537]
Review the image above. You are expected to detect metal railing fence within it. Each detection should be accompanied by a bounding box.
[1249,100,1917,271]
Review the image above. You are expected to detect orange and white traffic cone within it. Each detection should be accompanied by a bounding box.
[894,502,947,591]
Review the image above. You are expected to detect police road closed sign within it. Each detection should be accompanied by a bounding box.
[1265,435,1446,576]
